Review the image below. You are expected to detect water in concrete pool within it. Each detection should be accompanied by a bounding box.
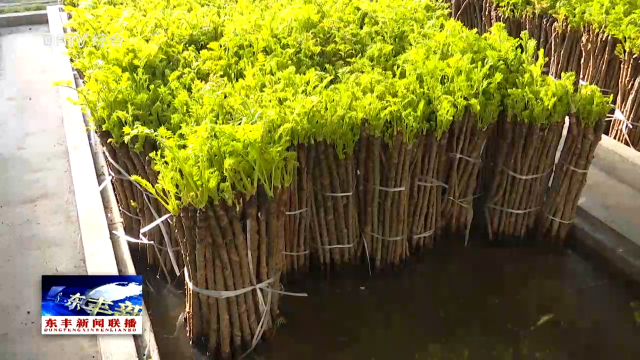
[141,249,640,359]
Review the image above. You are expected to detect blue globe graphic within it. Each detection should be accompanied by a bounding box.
[42,282,143,316]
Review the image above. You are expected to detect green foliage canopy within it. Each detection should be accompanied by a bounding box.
[66,0,610,211]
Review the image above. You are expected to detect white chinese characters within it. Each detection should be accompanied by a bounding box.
[43,33,123,48]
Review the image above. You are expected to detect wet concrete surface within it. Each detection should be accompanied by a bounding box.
[143,248,640,360]
[0,25,100,359]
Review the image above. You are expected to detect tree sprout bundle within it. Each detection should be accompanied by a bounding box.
[610,54,640,149]
[481,1,582,79]
[609,13,640,150]
[351,20,492,267]
[551,2,632,84]
[435,24,527,244]
[456,0,637,87]
[579,12,625,101]
[128,121,296,358]
[484,66,574,245]
[537,84,612,243]
[304,81,361,272]
[354,70,438,269]
[450,0,640,151]
[437,50,505,243]
[556,0,635,96]
[451,0,557,58]
[290,0,453,271]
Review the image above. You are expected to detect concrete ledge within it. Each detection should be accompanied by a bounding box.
[591,135,640,193]
[48,5,140,360]
[570,130,640,283]
[579,165,640,247]
[0,10,48,28]
[572,207,640,283]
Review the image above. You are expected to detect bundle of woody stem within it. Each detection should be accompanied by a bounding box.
[549,20,583,81]
[610,53,640,150]
[484,71,574,245]
[358,130,415,270]
[451,0,545,48]
[308,142,358,272]
[580,25,622,135]
[283,145,311,276]
[538,84,612,244]
[477,0,634,87]
[99,131,183,281]
[580,25,622,101]
[407,132,448,252]
[522,12,556,64]
[484,120,564,244]
[450,0,488,34]
[128,120,298,360]
[441,110,490,243]
[176,191,286,359]
[481,0,556,49]
[420,23,532,245]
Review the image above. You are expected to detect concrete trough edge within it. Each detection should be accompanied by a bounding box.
[570,133,640,283]
[591,135,640,193]
[572,207,640,283]
[48,5,153,360]
[0,10,47,28]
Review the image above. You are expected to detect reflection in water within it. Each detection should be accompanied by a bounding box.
[142,249,640,360]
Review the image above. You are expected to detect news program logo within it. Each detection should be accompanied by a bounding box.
[41,275,143,335]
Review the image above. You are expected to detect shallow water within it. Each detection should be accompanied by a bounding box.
[142,248,640,360]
